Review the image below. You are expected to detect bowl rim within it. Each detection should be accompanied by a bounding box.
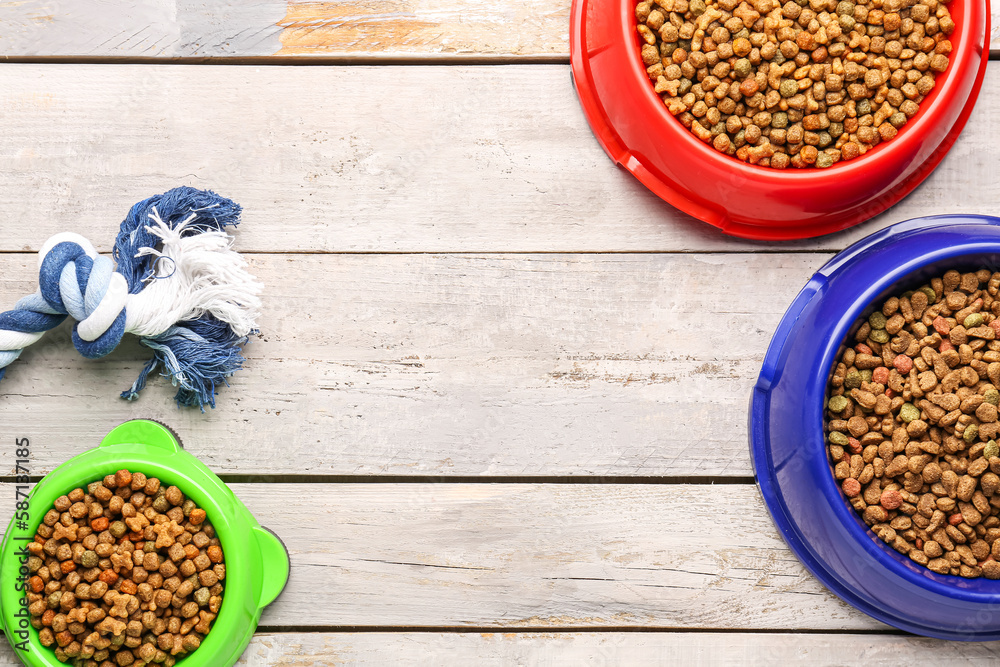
[750,215,1000,639]
[569,0,991,239]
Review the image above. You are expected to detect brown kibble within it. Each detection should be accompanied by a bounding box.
[635,0,951,168]
[164,486,184,506]
[27,471,224,663]
[830,267,1000,578]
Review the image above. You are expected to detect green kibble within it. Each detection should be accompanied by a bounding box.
[869,312,888,330]
[840,14,856,30]
[80,550,98,568]
[829,431,850,446]
[889,112,907,129]
[836,0,855,15]
[772,112,789,129]
[678,78,693,95]
[899,403,921,422]
[985,440,1000,460]
[829,122,844,138]
[817,133,833,149]
[27,556,42,573]
[844,368,863,389]
[109,521,127,539]
[920,286,937,301]
[859,369,873,383]
[194,587,211,607]
[780,79,798,98]
[734,58,752,79]
[816,151,834,168]
[985,388,1000,406]
[144,541,156,553]
[47,591,62,609]
[152,496,169,513]
[857,99,872,116]
[690,0,706,15]
[869,329,890,343]
[182,499,197,517]
[828,395,850,412]
[965,423,980,443]
[965,313,985,328]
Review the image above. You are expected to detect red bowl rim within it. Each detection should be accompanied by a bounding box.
[570,0,991,239]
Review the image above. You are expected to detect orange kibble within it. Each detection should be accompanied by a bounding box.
[98,570,118,585]
[880,489,903,510]
[189,509,207,526]
[29,576,44,593]
[41,609,55,626]
[91,517,109,532]
[184,544,200,560]
[119,579,138,595]
[59,560,76,574]
[206,546,223,564]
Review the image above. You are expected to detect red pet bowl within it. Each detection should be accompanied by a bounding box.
[570,0,990,240]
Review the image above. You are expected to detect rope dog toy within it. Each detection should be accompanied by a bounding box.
[0,187,262,409]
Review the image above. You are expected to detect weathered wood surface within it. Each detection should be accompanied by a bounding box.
[0,252,825,477]
[0,483,880,629]
[0,631,994,664]
[0,631,998,664]
[0,64,997,254]
[0,0,993,59]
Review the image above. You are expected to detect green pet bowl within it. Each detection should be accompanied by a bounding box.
[0,419,290,666]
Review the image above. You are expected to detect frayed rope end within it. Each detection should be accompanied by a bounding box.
[122,317,251,412]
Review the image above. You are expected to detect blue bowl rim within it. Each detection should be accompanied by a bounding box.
[750,214,1000,639]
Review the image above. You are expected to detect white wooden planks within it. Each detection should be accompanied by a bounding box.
[0,252,826,477]
[0,483,879,629]
[0,0,993,59]
[0,64,996,254]
[0,632,997,665]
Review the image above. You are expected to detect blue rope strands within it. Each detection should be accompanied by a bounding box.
[0,187,262,410]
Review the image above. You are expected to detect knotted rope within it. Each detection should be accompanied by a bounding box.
[0,187,262,409]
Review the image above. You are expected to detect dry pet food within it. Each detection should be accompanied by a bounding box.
[826,270,1000,579]
[23,470,224,665]
[635,0,954,168]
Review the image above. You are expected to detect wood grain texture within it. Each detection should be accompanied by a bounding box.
[276,0,569,58]
[0,252,823,477]
[0,483,882,629]
[0,0,993,58]
[0,64,997,254]
[1,631,998,665]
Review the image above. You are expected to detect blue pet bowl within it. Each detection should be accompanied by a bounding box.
[750,215,1000,640]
